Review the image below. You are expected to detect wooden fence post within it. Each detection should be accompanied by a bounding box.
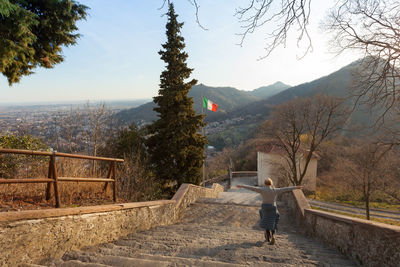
[103,161,113,192]
[228,166,232,189]
[0,148,123,207]
[112,161,117,202]
[51,153,61,208]
[45,156,53,200]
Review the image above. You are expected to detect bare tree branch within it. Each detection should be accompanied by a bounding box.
[260,94,350,185]
[235,0,313,59]
[334,140,393,219]
[160,0,208,30]
[324,0,400,118]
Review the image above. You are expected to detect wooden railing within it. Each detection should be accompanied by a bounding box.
[0,148,124,208]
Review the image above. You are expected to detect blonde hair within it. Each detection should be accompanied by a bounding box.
[264,178,274,187]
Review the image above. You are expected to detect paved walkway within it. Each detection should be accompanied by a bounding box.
[46,189,356,266]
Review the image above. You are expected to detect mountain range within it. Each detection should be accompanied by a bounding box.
[117,59,375,149]
[117,82,291,125]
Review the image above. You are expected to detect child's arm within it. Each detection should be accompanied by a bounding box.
[237,184,263,193]
[275,186,303,194]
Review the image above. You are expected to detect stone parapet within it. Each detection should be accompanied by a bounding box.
[304,209,400,267]
[172,183,224,219]
[0,183,223,266]
[279,189,310,226]
[281,190,400,266]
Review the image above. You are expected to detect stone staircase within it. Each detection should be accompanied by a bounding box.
[43,192,355,266]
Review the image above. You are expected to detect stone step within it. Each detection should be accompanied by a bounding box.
[112,232,301,252]
[101,242,302,257]
[140,252,318,266]
[46,201,355,267]
[48,259,110,267]
[20,264,47,267]
[61,251,283,267]
[65,240,321,266]
[122,225,263,241]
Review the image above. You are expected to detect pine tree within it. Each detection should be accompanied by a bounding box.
[0,0,88,85]
[147,2,206,192]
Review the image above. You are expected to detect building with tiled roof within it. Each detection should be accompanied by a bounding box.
[257,142,318,191]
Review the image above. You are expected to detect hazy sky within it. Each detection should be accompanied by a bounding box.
[0,0,361,103]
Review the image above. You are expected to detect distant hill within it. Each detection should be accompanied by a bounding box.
[116,84,262,124]
[205,60,374,149]
[117,101,157,125]
[222,60,361,121]
[248,81,291,99]
[191,84,260,114]
[267,62,357,104]
[117,59,377,135]
[220,59,379,135]
[116,59,382,150]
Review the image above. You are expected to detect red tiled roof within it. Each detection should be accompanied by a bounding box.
[258,142,320,159]
[258,142,287,155]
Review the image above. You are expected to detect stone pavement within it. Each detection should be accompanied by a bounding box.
[44,188,356,266]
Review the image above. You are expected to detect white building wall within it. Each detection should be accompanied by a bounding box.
[257,152,279,186]
[257,152,268,186]
[257,151,317,191]
[300,158,317,191]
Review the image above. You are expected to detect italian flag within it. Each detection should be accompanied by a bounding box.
[203,97,218,112]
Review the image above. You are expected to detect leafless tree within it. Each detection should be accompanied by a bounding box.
[334,141,393,219]
[325,0,400,116]
[48,112,62,151]
[160,0,208,30]
[379,149,400,203]
[205,147,234,180]
[61,107,84,153]
[235,0,400,125]
[85,102,116,176]
[259,94,350,186]
[235,0,312,59]
[182,1,399,115]
[375,104,400,147]
[162,0,312,58]
[83,102,114,158]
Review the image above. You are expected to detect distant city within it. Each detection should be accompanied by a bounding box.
[0,99,150,152]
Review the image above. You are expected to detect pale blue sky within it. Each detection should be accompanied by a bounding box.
[0,0,360,103]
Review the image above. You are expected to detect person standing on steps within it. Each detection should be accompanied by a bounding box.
[237,178,303,245]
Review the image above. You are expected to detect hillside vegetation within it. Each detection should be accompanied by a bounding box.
[116,82,289,125]
[116,59,379,150]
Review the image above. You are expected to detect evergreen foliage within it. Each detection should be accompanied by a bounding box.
[0,134,48,178]
[0,0,88,85]
[101,125,147,162]
[147,3,206,191]
[0,134,48,151]
[0,0,17,17]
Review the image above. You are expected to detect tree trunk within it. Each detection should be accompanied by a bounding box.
[365,193,370,220]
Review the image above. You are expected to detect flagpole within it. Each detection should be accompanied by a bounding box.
[201,83,205,186]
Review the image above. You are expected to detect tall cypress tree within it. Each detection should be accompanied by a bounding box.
[147,2,206,192]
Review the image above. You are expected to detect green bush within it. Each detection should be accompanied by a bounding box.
[0,134,48,178]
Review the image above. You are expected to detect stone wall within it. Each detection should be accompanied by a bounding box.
[0,183,224,266]
[173,183,224,219]
[279,189,310,226]
[282,190,400,267]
